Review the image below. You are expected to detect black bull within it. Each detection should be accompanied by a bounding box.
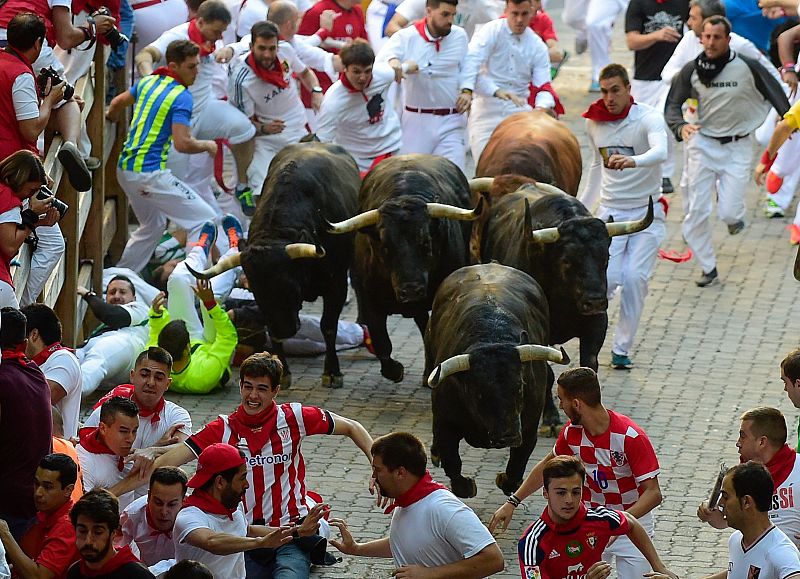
[480,182,653,427]
[424,263,569,498]
[188,142,360,388]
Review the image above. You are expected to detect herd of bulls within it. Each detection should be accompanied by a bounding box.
[189,111,655,498]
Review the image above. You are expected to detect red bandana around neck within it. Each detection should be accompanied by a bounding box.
[91,385,165,425]
[1,344,28,364]
[227,403,278,455]
[79,428,125,471]
[183,489,236,520]
[245,53,288,88]
[187,19,215,57]
[384,471,448,514]
[31,342,74,367]
[414,19,440,51]
[765,444,797,488]
[145,507,172,538]
[582,96,635,122]
[339,72,371,99]
[78,545,140,578]
[152,66,188,87]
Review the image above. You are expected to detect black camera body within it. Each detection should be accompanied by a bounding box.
[37,185,69,219]
[37,67,75,101]
[89,7,129,50]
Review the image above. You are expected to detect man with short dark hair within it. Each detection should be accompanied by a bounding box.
[67,490,155,578]
[330,431,504,577]
[21,303,81,439]
[0,307,51,540]
[490,367,663,579]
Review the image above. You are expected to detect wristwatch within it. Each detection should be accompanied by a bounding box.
[311,86,323,94]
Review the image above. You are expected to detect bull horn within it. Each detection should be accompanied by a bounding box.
[530,225,560,244]
[794,244,800,281]
[285,243,326,259]
[427,197,484,221]
[185,252,242,280]
[606,197,654,237]
[468,177,494,193]
[326,209,380,234]
[534,182,569,197]
[517,345,570,365]
[427,354,471,388]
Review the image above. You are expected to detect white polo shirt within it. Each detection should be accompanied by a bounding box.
[40,349,82,439]
[76,443,134,510]
[727,526,800,579]
[174,503,248,579]
[83,397,192,451]
[121,495,176,567]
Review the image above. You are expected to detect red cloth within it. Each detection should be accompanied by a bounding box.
[583,96,635,122]
[91,384,165,425]
[360,152,393,179]
[188,18,216,57]
[0,0,57,46]
[18,500,79,579]
[528,82,565,116]
[384,471,448,514]
[31,342,75,367]
[75,546,141,577]
[1,344,28,364]
[530,10,557,42]
[0,180,22,286]
[227,403,278,456]
[183,489,236,520]
[152,66,187,87]
[414,20,440,51]
[765,444,797,488]
[245,53,288,88]
[0,50,40,162]
[78,428,124,471]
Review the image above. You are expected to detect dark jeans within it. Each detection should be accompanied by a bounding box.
[245,542,312,579]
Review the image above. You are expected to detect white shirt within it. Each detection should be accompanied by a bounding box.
[377,22,469,109]
[316,64,402,166]
[291,37,336,78]
[120,496,175,567]
[581,102,668,211]
[76,443,134,510]
[174,504,248,579]
[771,452,800,548]
[12,75,38,121]
[229,42,308,132]
[40,349,82,439]
[727,526,800,579]
[236,0,268,39]
[462,18,553,108]
[389,489,496,568]
[395,0,425,21]
[84,398,192,451]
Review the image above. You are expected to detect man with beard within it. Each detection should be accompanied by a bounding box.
[376,0,470,171]
[489,367,663,579]
[66,490,154,578]
[329,432,504,577]
[664,15,788,287]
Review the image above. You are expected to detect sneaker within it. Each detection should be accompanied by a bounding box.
[588,80,601,93]
[221,213,243,249]
[84,156,102,171]
[235,185,256,217]
[696,267,718,287]
[611,353,633,369]
[191,221,217,259]
[57,141,92,191]
[790,224,800,245]
[575,37,588,55]
[550,50,569,80]
[661,177,674,194]
[764,198,785,218]
[727,220,745,235]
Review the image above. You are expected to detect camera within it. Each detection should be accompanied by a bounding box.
[37,185,69,220]
[37,67,74,101]
[89,7,129,50]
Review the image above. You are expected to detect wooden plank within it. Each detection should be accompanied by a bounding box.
[102,199,117,255]
[84,47,106,295]
[77,189,92,240]
[11,243,31,302]
[42,254,65,308]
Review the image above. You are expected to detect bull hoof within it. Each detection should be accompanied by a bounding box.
[451,477,478,499]
[538,423,558,438]
[496,472,522,495]
[430,447,440,468]
[542,407,562,427]
[380,359,404,383]
[321,373,344,389]
[281,372,292,389]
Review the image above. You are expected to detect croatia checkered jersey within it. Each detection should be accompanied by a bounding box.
[554,410,660,510]
[185,403,334,526]
[518,504,629,579]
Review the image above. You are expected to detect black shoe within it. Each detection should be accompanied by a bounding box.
[57,142,92,191]
[727,220,745,235]
[696,268,718,287]
[661,177,674,194]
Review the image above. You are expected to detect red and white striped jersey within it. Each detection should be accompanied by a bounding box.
[185,403,334,526]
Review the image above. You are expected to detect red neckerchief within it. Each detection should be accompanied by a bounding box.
[414,20,440,52]
[528,82,565,116]
[339,72,371,102]
[78,545,140,577]
[765,444,797,488]
[384,471,448,514]
[152,66,188,87]
[187,19,216,57]
[245,53,288,88]
[31,342,75,366]
[183,489,236,520]
[79,428,125,471]
[92,384,165,425]
[541,502,589,532]
[582,96,635,122]
[145,506,172,538]
[227,403,278,455]
[1,344,28,364]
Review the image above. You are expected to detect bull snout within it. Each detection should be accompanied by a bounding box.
[395,282,426,304]
[580,296,608,315]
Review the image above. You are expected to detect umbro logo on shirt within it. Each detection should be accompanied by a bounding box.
[549,549,560,559]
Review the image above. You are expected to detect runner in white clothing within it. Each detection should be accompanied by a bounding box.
[376,0,470,170]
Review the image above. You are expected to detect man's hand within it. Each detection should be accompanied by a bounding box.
[261,119,286,135]
[681,123,700,141]
[488,502,515,533]
[258,526,294,548]
[404,60,419,75]
[0,518,10,539]
[193,278,215,305]
[92,14,116,35]
[329,518,360,555]
[320,9,340,31]
[697,500,727,529]
[128,448,157,480]
[586,562,613,579]
[43,79,66,105]
[152,291,167,314]
[77,285,90,297]
[494,89,525,107]
[456,91,472,113]
[311,92,323,113]
[154,424,185,447]
[369,476,392,509]
[606,154,636,170]
[73,94,85,111]
[203,140,218,156]
[653,27,681,43]
[215,46,235,63]
[754,162,769,185]
[389,59,404,83]
[295,503,328,537]
[29,191,53,215]
[782,69,798,97]
[392,565,434,578]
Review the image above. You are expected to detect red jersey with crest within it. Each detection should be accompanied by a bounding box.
[185,403,334,526]
[518,504,630,579]
[554,410,660,510]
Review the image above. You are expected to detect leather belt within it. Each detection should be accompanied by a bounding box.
[710,133,749,145]
[405,106,459,116]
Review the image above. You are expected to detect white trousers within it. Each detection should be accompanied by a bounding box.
[20,223,65,306]
[249,127,307,196]
[683,133,751,273]
[167,245,239,342]
[401,111,467,172]
[602,511,655,579]
[631,79,675,179]
[562,0,587,41]
[365,0,391,54]
[116,168,219,273]
[468,96,531,165]
[767,133,800,225]
[598,202,666,357]
[78,327,148,395]
[587,0,629,81]
[269,314,365,355]
[0,279,18,308]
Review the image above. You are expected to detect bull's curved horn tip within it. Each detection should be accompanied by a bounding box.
[559,347,570,365]
[427,367,442,388]
[185,264,212,280]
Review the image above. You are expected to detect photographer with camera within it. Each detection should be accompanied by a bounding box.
[0,150,60,308]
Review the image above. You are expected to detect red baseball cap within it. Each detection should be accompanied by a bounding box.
[187,443,246,489]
